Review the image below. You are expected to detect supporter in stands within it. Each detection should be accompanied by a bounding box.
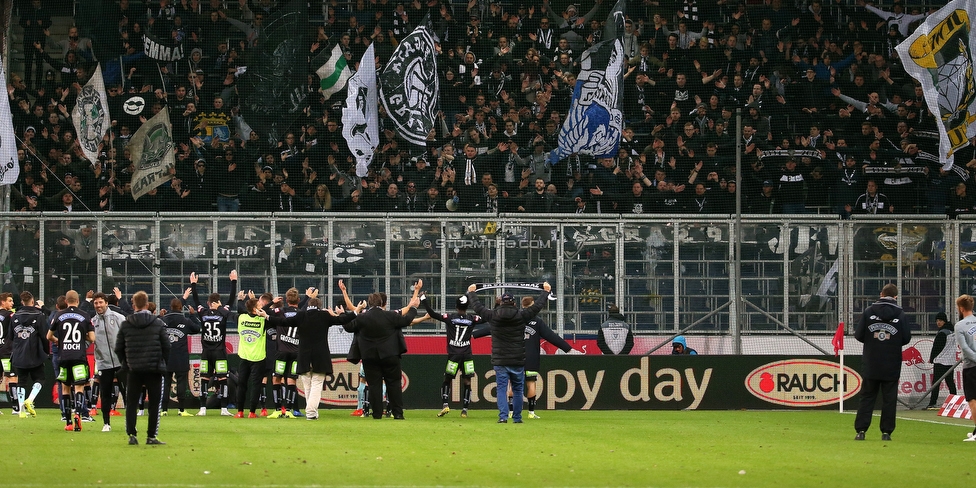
[3,0,953,217]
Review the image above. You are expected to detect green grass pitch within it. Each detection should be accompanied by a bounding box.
[3,409,976,487]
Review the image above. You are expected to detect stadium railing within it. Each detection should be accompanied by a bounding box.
[0,212,964,345]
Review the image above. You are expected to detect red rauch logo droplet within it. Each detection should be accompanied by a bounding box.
[759,372,774,393]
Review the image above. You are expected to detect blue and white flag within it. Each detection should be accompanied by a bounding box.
[548,0,626,165]
[896,1,976,170]
[342,44,378,178]
[0,55,19,186]
[72,64,112,163]
[379,15,439,147]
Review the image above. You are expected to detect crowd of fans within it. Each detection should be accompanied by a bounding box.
[5,0,973,217]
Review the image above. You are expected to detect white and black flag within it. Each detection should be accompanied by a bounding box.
[128,107,176,200]
[342,44,379,178]
[379,15,439,147]
[0,54,19,186]
[72,64,112,163]
[548,0,626,164]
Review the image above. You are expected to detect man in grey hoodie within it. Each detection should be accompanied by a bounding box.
[116,291,170,446]
[91,292,126,431]
[953,295,976,442]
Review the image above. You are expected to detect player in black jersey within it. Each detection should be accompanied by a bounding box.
[189,270,238,416]
[267,288,302,419]
[47,291,95,431]
[422,293,485,418]
[0,293,17,415]
[161,295,201,417]
[519,296,579,419]
[10,292,48,418]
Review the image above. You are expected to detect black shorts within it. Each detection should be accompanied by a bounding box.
[274,352,299,378]
[963,367,976,401]
[445,354,475,378]
[16,365,45,385]
[200,348,229,376]
[57,359,91,385]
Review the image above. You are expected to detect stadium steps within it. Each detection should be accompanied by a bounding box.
[7,15,76,78]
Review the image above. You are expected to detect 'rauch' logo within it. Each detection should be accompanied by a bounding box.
[745,359,861,407]
[297,359,410,407]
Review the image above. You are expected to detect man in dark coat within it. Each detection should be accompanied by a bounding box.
[269,296,356,420]
[290,296,356,420]
[466,282,552,423]
[342,281,422,420]
[854,283,910,441]
[116,291,170,446]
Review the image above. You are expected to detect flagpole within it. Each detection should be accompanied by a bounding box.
[838,320,845,413]
[839,345,845,413]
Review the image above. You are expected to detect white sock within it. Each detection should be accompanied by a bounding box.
[17,387,25,410]
[27,383,42,402]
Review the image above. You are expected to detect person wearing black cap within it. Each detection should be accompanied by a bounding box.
[748,180,777,214]
[421,292,486,418]
[465,282,552,423]
[927,311,958,410]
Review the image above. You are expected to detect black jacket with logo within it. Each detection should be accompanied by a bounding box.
[11,306,49,369]
[854,297,911,381]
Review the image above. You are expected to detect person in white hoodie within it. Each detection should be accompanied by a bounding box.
[91,292,126,432]
[953,294,976,441]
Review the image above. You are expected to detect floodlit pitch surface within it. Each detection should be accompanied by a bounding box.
[2,409,974,487]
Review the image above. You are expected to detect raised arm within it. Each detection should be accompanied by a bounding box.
[226,269,239,308]
[189,272,202,310]
[399,279,423,315]
[466,283,491,319]
[337,280,356,311]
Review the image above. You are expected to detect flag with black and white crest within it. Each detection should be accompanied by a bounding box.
[128,107,175,200]
[72,64,112,163]
[548,0,625,164]
[342,44,378,177]
[379,15,439,147]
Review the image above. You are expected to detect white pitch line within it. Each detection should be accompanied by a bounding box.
[840,410,972,427]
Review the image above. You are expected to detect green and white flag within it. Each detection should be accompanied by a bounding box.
[128,107,175,200]
[72,64,112,164]
[316,44,352,100]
